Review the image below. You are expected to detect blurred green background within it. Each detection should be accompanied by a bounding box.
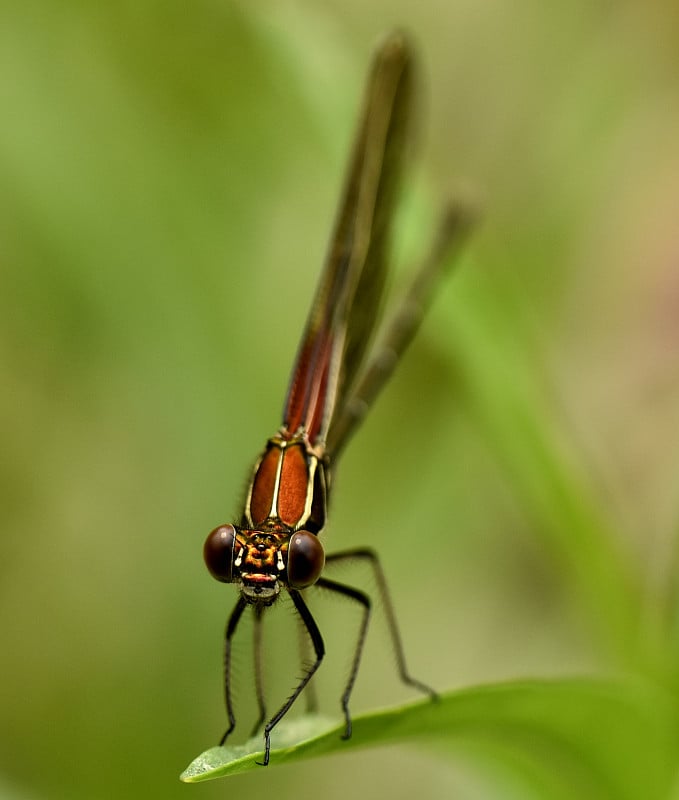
[3,1,679,798]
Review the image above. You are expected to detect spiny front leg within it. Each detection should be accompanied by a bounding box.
[250,603,267,737]
[220,596,248,745]
[257,589,325,766]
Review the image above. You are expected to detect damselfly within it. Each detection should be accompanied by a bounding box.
[203,31,470,765]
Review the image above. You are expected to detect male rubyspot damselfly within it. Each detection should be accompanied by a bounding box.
[203,31,471,766]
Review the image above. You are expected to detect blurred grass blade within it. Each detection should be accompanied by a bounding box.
[449,264,645,668]
[181,677,677,799]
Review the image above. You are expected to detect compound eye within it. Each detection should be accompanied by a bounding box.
[287,530,324,588]
[203,524,237,583]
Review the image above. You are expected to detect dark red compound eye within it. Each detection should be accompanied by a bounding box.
[287,530,325,588]
[204,524,237,583]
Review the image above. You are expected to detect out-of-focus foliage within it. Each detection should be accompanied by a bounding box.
[2,2,679,799]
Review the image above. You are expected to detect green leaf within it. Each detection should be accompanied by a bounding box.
[181,677,677,799]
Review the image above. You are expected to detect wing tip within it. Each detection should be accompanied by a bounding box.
[373,29,414,69]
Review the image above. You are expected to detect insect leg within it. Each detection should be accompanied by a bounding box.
[220,595,248,745]
[250,603,267,737]
[257,589,325,766]
[325,548,437,700]
[315,576,372,740]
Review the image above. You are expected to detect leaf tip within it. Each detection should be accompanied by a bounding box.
[180,746,228,783]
